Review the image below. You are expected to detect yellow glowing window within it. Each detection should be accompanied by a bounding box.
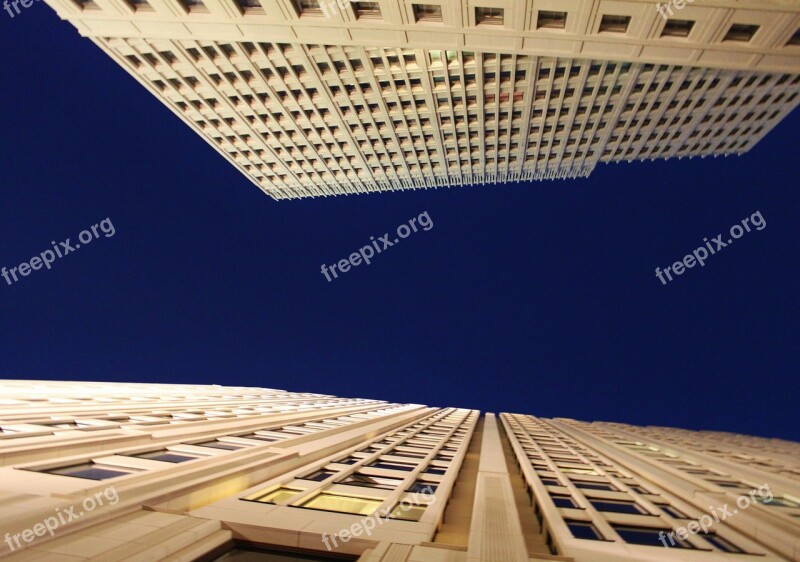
[389,502,426,521]
[251,487,301,504]
[300,493,381,515]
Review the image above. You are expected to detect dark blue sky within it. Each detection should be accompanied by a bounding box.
[1,9,798,442]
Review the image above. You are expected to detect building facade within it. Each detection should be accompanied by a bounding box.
[42,0,800,199]
[0,379,798,561]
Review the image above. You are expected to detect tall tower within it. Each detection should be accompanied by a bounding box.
[0,379,798,561]
[42,0,800,198]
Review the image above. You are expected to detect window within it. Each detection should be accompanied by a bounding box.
[659,504,687,518]
[787,29,800,46]
[590,499,646,515]
[566,520,603,540]
[408,480,438,493]
[250,487,301,504]
[236,0,264,13]
[537,10,567,29]
[614,525,691,548]
[194,440,247,450]
[573,481,616,491]
[702,533,745,553]
[293,0,323,17]
[340,473,403,489]
[661,19,694,38]
[126,0,153,11]
[388,498,426,521]
[599,14,631,33]
[300,469,337,481]
[724,23,759,42]
[353,1,381,20]
[45,462,137,480]
[369,461,417,471]
[300,493,382,515]
[413,3,442,23]
[551,495,577,508]
[475,7,503,26]
[178,0,207,12]
[134,450,201,463]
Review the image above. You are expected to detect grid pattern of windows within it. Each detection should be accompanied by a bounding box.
[100,38,800,199]
[243,408,477,523]
[501,414,760,556]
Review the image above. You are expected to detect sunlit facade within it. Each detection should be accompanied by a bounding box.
[42,0,800,199]
[0,380,798,561]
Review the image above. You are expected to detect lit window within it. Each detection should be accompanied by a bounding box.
[45,462,138,480]
[388,498,427,521]
[599,14,631,33]
[537,10,567,29]
[353,1,381,20]
[250,487,302,504]
[566,520,603,540]
[300,493,382,515]
[413,3,442,23]
[661,19,694,38]
[475,6,503,26]
[723,23,759,42]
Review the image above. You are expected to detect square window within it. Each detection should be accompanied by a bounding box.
[537,10,567,29]
[702,533,745,553]
[551,495,577,508]
[46,463,135,480]
[353,1,381,19]
[300,469,336,482]
[661,19,694,38]
[250,487,301,504]
[388,500,426,521]
[340,473,403,489]
[194,440,246,450]
[475,6,503,26]
[614,525,692,548]
[724,23,759,42]
[566,520,603,540]
[126,0,153,11]
[599,14,631,33]
[413,3,442,23]
[236,0,263,12]
[178,0,207,12]
[573,481,616,491]
[590,499,646,515]
[135,450,200,463]
[407,481,438,493]
[300,493,382,515]
[293,0,323,17]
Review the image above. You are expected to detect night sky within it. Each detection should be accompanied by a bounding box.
[1,8,798,442]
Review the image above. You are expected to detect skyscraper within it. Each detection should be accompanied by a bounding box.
[1,379,798,561]
[43,0,800,199]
